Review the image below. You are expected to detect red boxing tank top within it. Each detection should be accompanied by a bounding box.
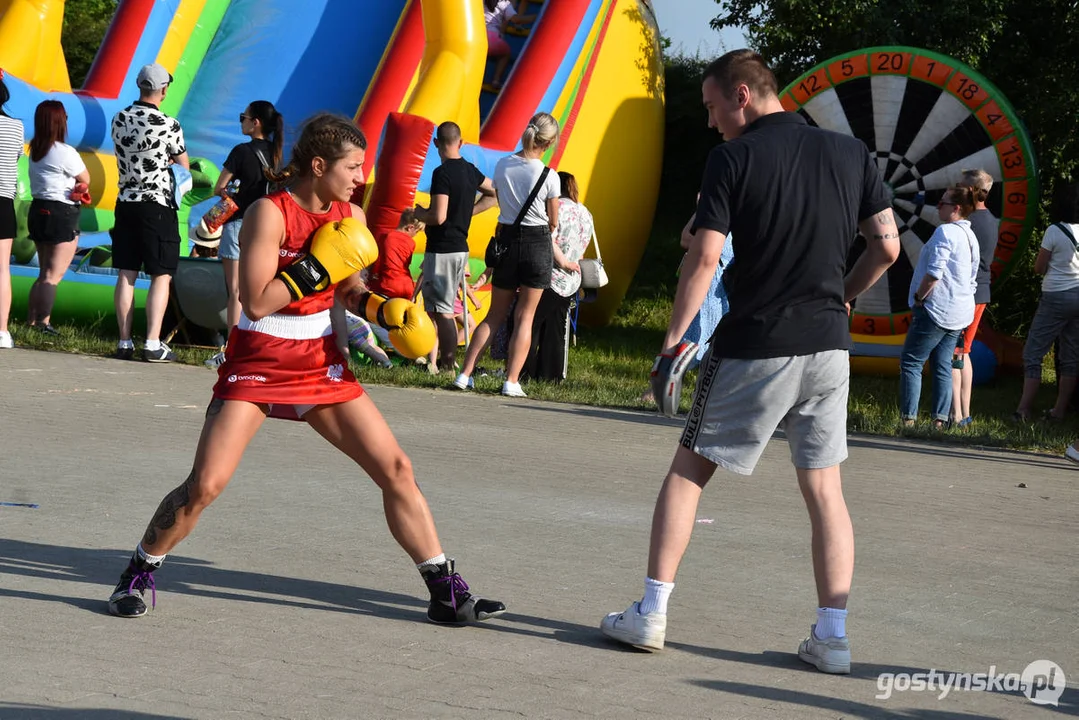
[265,190,352,315]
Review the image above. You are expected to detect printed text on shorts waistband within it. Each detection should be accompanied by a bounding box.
[237,309,332,340]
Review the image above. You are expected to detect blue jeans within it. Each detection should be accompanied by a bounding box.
[899,306,961,422]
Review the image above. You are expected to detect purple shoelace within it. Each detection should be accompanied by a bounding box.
[432,572,469,612]
[128,570,157,609]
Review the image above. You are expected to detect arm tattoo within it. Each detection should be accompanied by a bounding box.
[141,471,196,547]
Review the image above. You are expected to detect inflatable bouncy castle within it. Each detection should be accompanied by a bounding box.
[1,0,664,327]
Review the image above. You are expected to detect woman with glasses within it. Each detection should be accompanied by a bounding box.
[208,101,284,366]
[898,185,979,429]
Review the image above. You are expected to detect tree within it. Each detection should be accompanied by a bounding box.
[712,0,1079,204]
[62,0,119,89]
[711,0,1079,334]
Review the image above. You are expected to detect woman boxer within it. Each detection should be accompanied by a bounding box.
[106,113,505,626]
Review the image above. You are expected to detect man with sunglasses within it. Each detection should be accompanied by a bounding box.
[414,122,496,372]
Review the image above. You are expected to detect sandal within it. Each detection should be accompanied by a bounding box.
[956,416,974,428]
[1010,411,1032,423]
[1042,409,1065,423]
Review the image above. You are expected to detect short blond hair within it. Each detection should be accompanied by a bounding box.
[959,168,993,203]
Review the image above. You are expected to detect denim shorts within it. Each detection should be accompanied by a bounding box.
[681,348,850,474]
[219,219,242,260]
[492,224,552,291]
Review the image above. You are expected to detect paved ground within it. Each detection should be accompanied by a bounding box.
[0,349,1076,720]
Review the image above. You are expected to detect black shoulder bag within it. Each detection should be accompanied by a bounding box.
[485,166,551,269]
[1055,222,1079,253]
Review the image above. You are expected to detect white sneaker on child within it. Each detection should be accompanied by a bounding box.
[452,373,473,390]
[0,331,12,349]
[797,624,851,674]
[600,601,666,651]
[500,381,527,398]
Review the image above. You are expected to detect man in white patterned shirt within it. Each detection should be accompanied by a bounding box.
[110,63,189,362]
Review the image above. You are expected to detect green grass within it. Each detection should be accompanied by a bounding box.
[10,294,1077,456]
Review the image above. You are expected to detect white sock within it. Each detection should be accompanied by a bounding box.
[144,339,161,351]
[136,544,166,566]
[118,339,134,349]
[416,553,447,571]
[639,576,674,615]
[814,607,848,639]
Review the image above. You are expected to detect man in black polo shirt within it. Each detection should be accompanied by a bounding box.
[600,50,900,674]
[414,122,495,371]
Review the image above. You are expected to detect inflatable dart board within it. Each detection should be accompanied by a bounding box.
[780,47,1039,337]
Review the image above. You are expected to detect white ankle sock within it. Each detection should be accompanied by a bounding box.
[136,544,166,566]
[814,607,848,639]
[416,553,447,571]
[144,339,161,351]
[639,577,674,615]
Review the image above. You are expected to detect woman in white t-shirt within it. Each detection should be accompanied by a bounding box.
[1014,185,1079,421]
[27,100,90,334]
[454,112,564,397]
[0,75,24,349]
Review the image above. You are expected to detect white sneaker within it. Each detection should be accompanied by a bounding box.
[798,624,851,674]
[501,381,527,398]
[600,601,666,651]
[1065,445,1079,465]
[0,331,12,349]
[452,373,474,390]
[204,351,226,369]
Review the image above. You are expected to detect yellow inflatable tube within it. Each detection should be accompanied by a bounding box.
[0,0,70,92]
[404,0,486,143]
[849,333,905,376]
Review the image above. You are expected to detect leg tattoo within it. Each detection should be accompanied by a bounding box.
[141,471,196,548]
[205,397,224,418]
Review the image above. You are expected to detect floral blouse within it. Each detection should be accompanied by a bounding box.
[550,199,594,297]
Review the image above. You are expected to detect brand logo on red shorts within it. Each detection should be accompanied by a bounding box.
[228,374,267,383]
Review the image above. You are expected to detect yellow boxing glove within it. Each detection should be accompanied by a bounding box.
[278,217,378,300]
[357,292,436,359]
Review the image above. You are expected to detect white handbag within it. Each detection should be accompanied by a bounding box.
[579,228,609,289]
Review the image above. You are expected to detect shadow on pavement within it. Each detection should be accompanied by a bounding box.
[0,705,187,719]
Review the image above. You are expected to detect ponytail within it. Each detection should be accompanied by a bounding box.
[246,100,285,178]
[520,112,559,154]
[270,110,284,170]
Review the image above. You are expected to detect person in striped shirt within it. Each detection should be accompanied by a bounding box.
[0,72,24,349]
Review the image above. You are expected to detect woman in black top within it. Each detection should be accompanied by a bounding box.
[211,101,283,359]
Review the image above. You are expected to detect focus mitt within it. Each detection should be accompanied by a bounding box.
[650,341,698,417]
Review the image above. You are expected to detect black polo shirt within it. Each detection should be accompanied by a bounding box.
[693,112,891,358]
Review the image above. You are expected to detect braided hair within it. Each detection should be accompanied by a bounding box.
[267,113,367,186]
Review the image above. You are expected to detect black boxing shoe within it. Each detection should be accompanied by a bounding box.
[420,559,506,624]
[107,553,161,618]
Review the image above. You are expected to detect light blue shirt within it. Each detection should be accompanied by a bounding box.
[682,238,735,361]
[909,220,978,330]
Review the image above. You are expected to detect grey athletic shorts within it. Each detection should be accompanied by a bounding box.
[680,349,850,475]
[420,251,469,314]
